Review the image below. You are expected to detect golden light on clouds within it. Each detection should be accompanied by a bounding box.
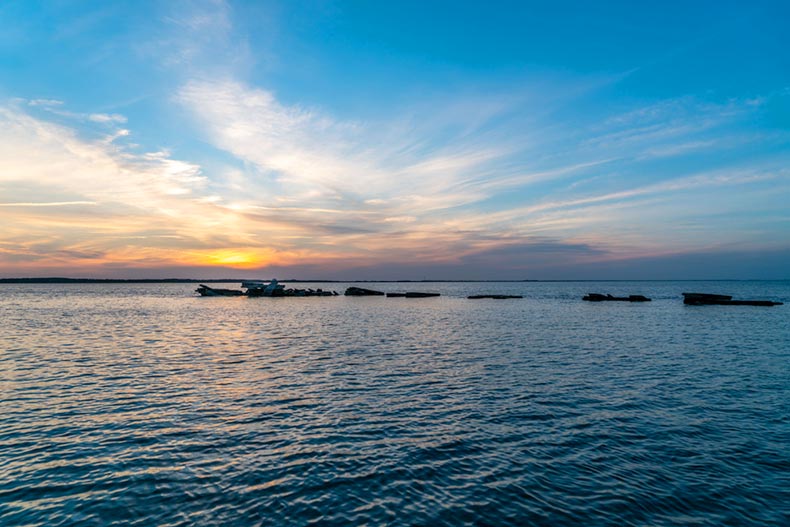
[185,248,282,269]
[2,76,787,280]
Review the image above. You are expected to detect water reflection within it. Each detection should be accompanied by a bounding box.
[1,282,788,525]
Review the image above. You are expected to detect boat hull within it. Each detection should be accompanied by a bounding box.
[195,285,244,297]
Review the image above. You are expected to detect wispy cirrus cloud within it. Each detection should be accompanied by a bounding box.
[3,96,516,275]
[0,201,98,207]
[178,79,516,217]
[0,102,300,272]
[27,98,64,107]
[146,0,253,74]
[88,113,127,124]
[4,77,787,279]
[0,105,206,201]
[4,0,789,278]
[3,0,789,279]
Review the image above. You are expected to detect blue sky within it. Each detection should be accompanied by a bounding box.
[1,0,788,279]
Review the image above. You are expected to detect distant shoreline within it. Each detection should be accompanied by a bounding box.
[0,278,540,284]
[0,277,775,284]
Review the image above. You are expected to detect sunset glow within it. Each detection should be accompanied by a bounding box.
[1,1,788,279]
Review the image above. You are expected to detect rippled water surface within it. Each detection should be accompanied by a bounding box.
[1,281,789,526]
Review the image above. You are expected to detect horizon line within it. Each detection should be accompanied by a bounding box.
[1,277,787,284]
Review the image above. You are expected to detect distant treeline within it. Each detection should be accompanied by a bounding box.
[0,278,225,284]
[0,277,540,284]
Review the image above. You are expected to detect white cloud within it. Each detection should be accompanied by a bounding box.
[178,79,504,213]
[28,99,64,107]
[148,0,252,73]
[0,107,206,202]
[3,73,787,275]
[175,77,790,264]
[0,201,97,207]
[89,113,127,124]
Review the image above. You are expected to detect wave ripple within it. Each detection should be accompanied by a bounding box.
[1,282,788,525]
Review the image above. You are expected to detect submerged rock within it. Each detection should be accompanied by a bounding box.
[344,286,385,296]
[583,293,651,302]
[387,292,441,298]
[467,295,523,299]
[682,292,782,306]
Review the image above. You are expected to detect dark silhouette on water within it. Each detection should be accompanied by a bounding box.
[583,293,651,302]
[344,286,385,296]
[195,284,244,297]
[468,294,523,299]
[190,282,784,306]
[197,281,338,297]
[682,292,783,306]
[386,292,441,297]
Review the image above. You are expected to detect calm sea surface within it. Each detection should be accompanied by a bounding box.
[1,281,788,526]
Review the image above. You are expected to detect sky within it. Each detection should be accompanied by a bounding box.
[0,0,789,280]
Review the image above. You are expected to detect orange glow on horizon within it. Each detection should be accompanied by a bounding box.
[196,249,272,269]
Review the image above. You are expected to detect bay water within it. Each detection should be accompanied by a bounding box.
[1,281,788,526]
